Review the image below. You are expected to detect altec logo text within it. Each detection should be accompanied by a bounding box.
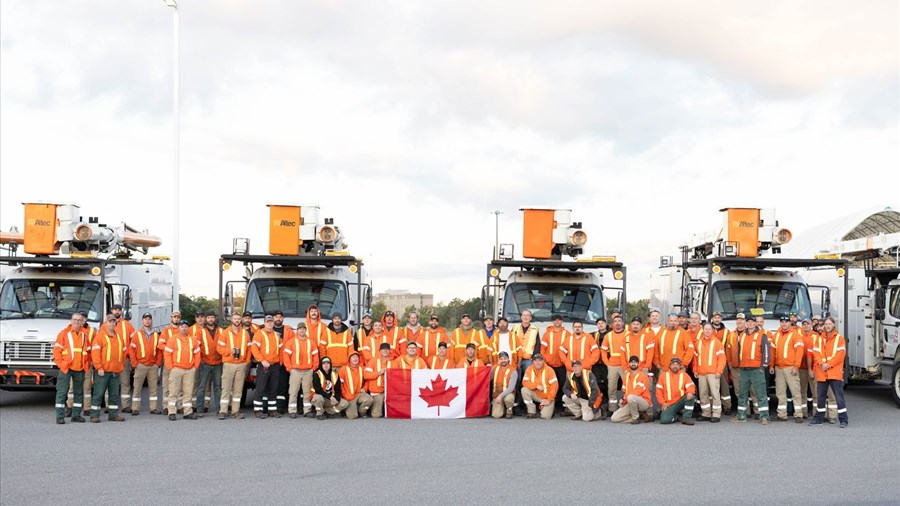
[278,220,296,227]
[736,220,755,228]
[33,219,52,227]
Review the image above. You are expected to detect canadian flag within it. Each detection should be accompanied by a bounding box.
[385,367,490,419]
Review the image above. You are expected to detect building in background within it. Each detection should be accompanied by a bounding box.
[375,290,434,311]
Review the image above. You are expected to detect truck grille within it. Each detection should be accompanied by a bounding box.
[2,342,54,362]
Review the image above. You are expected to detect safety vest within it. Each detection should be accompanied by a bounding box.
[657,329,686,360]
[287,337,316,369]
[492,364,514,396]
[59,328,88,372]
[624,330,652,366]
[658,370,691,403]
[602,330,628,366]
[221,327,250,364]
[168,335,198,369]
[738,330,766,368]
[418,329,448,359]
[513,324,540,360]
[340,365,364,399]
[568,372,593,399]
[367,357,392,391]
[428,356,452,369]
[133,329,159,364]
[814,331,846,381]
[771,329,802,368]
[253,330,281,363]
[313,370,339,400]
[524,365,556,399]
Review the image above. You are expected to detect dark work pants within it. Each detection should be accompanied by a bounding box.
[276,366,290,412]
[254,363,282,414]
[552,366,566,410]
[813,379,848,424]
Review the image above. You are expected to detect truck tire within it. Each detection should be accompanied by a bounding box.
[892,360,900,409]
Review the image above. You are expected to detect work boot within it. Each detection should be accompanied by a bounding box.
[64,407,72,418]
[571,414,582,421]
[505,411,513,419]
[197,412,205,418]
[109,416,125,422]
[316,414,325,420]
[289,413,298,419]
[90,417,101,423]
[218,413,227,420]
[710,417,720,423]
[150,409,162,415]
[697,415,710,422]
[304,412,316,419]
[56,418,65,425]
[254,412,262,418]
[131,410,140,416]
[600,406,609,420]
[559,410,574,418]
[630,418,641,425]
[184,413,197,420]
[730,416,746,423]
[71,416,85,423]
[840,421,848,428]
[121,407,132,414]
[794,417,804,424]
[775,416,788,422]
[681,419,695,426]
[168,414,177,421]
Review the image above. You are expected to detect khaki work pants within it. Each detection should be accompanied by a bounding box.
[521,388,554,419]
[697,373,722,418]
[491,393,514,419]
[312,394,349,415]
[161,366,184,411]
[720,367,732,412]
[369,393,385,418]
[220,362,248,415]
[607,365,625,408]
[344,392,373,419]
[287,369,314,415]
[775,367,803,420]
[610,395,650,423]
[167,367,195,416]
[131,364,159,412]
[562,395,596,421]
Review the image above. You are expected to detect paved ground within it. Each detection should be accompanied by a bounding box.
[1,384,897,505]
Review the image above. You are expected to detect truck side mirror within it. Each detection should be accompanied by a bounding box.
[874,287,886,310]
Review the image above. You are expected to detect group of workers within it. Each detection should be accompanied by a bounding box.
[51,304,848,428]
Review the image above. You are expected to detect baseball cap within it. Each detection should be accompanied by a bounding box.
[363,312,372,319]
[677,311,688,318]
[460,313,471,319]
[465,342,476,350]
[429,314,438,321]
[264,315,274,322]
[482,315,494,322]
[205,310,216,317]
[736,313,746,320]
[194,310,203,316]
[571,359,582,366]
[242,311,252,317]
[437,341,448,348]
[497,316,508,323]
[171,310,181,316]
[178,319,189,326]
[779,315,790,321]
[712,311,722,317]
[105,314,117,321]
[631,316,643,324]
[611,308,623,314]
[296,322,307,329]
[670,357,682,365]
[407,341,418,348]
[801,317,811,323]
[498,351,509,358]
[142,312,152,319]
[384,311,395,317]
[532,353,544,361]
[628,355,640,363]
[551,314,563,321]
[379,343,391,350]
[596,317,607,323]
[273,310,284,317]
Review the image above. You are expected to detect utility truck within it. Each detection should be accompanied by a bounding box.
[0,202,172,390]
[481,208,625,334]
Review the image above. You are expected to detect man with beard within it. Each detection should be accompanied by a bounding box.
[403,312,424,357]
[321,313,353,374]
[610,356,652,424]
[491,317,519,369]
[592,317,610,414]
[282,322,318,418]
[490,351,518,419]
[561,360,603,422]
[428,341,453,369]
[656,357,697,425]
[450,313,489,364]
[541,314,570,412]
[110,304,135,414]
[250,315,283,418]
[272,310,296,413]
[417,314,450,362]
[195,311,223,416]
[600,315,629,412]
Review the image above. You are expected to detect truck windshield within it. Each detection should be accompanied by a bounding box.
[502,283,604,323]
[244,279,347,320]
[0,279,103,322]
[710,281,812,321]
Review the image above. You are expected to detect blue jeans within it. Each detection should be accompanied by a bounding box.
[196,363,222,413]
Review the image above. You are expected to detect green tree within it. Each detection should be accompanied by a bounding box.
[370,300,387,321]
[179,294,218,325]
[605,298,650,321]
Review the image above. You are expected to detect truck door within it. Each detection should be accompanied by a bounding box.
[807,284,832,318]
[603,286,624,319]
[107,283,132,319]
[348,281,372,325]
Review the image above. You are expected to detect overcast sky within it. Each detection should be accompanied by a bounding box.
[1,1,898,304]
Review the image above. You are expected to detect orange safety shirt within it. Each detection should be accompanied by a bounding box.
[769,328,804,369]
[282,335,319,371]
[540,326,569,368]
[693,337,726,375]
[129,329,162,367]
[600,329,628,367]
[251,329,282,364]
[53,325,91,374]
[217,327,252,365]
[91,327,127,373]
[164,334,200,370]
[812,331,846,382]
[560,332,600,371]
[655,369,696,405]
[319,327,354,367]
[339,364,366,401]
[521,364,558,401]
[623,329,654,372]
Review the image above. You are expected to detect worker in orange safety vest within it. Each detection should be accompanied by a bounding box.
[693,322,726,422]
[809,316,848,428]
[90,313,128,423]
[610,356,653,424]
[656,357,696,425]
[769,316,805,422]
[53,313,91,424]
[164,319,201,420]
[521,354,558,420]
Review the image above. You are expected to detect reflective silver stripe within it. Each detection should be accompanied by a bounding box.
[253,401,263,405]
[722,396,732,400]
[169,402,177,406]
[758,407,768,411]
[121,394,129,398]
[108,405,118,409]
[777,405,787,409]
[700,404,711,409]
[837,408,847,413]
[91,405,101,410]
[132,397,140,402]
[816,408,826,412]
[302,402,311,407]
[73,403,82,408]
[149,397,158,400]
[221,398,230,404]
[737,406,747,411]
[288,403,298,408]
[183,403,193,408]
[254,407,263,411]
[276,396,286,400]
[55,404,65,408]
[205,397,211,401]
[827,404,838,408]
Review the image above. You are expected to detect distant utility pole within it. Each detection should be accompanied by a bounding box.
[492,210,503,260]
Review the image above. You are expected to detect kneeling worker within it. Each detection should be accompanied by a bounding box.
[339,351,373,419]
[521,354,558,419]
[490,351,518,419]
[611,356,652,424]
[562,360,603,421]
[656,357,696,425]
[311,357,346,419]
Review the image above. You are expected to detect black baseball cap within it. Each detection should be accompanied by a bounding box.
[465,342,476,350]
[242,311,252,317]
[379,343,391,350]
[112,304,123,310]
[779,315,790,321]
[532,353,544,361]
[437,341,448,348]
[142,312,152,319]
[273,310,284,316]
[628,355,640,363]
[631,316,643,324]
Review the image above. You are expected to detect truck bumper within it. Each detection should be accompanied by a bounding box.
[0,367,59,390]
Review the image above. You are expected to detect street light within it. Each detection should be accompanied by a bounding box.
[162,0,179,311]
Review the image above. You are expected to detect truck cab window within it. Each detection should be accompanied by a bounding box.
[0,279,102,322]
[244,279,348,320]
[889,286,900,319]
[503,283,604,324]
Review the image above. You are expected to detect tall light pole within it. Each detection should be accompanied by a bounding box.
[492,210,502,260]
[163,0,180,311]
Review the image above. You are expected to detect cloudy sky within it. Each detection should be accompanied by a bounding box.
[1,0,897,304]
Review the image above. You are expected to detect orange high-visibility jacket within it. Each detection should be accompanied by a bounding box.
[654,328,694,371]
[491,364,516,397]
[769,329,804,369]
[522,364,558,401]
[282,336,319,372]
[196,327,223,366]
[540,326,570,368]
[129,329,162,367]
[217,326,252,365]
[655,370,696,406]
[416,327,450,361]
[383,325,407,354]
[404,326,423,351]
[251,329,282,364]
[457,357,485,368]
[812,331,846,381]
[693,337,726,375]
[319,327,354,367]
[339,364,365,401]
[361,332,401,363]
[799,332,816,370]
[53,325,91,374]
[164,333,201,370]
[476,328,496,363]
[512,323,541,360]
[560,333,600,371]
[305,317,326,351]
[688,326,703,351]
[364,356,393,394]
[428,355,453,370]
[490,331,522,368]
[450,328,488,364]
[622,370,652,406]
[91,327,127,373]
[600,329,628,367]
[712,325,728,345]
[623,329,654,372]
[724,329,746,367]
[393,355,428,370]
[737,330,769,368]
[158,324,178,352]
[116,319,135,344]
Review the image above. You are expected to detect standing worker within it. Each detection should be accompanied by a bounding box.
[272,310,296,414]
[65,311,95,417]
[693,323,726,422]
[110,304,135,414]
[320,313,354,373]
[540,314,570,412]
[128,312,163,415]
[89,314,128,423]
[158,310,182,413]
[770,316,805,422]
[282,322,319,419]
[216,313,252,419]
[731,316,771,424]
[809,317,848,428]
[195,311,223,417]
[164,319,201,420]
[600,315,629,413]
[53,313,90,424]
[250,315,283,418]
[416,314,450,362]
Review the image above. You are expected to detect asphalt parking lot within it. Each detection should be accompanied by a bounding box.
[1,384,898,505]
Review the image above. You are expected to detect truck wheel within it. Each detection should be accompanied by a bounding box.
[892,360,900,409]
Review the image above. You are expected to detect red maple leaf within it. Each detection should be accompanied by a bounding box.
[418,374,459,416]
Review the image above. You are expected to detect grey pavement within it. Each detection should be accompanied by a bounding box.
[1,384,898,505]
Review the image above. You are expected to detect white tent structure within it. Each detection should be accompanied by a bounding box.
[781,206,900,264]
